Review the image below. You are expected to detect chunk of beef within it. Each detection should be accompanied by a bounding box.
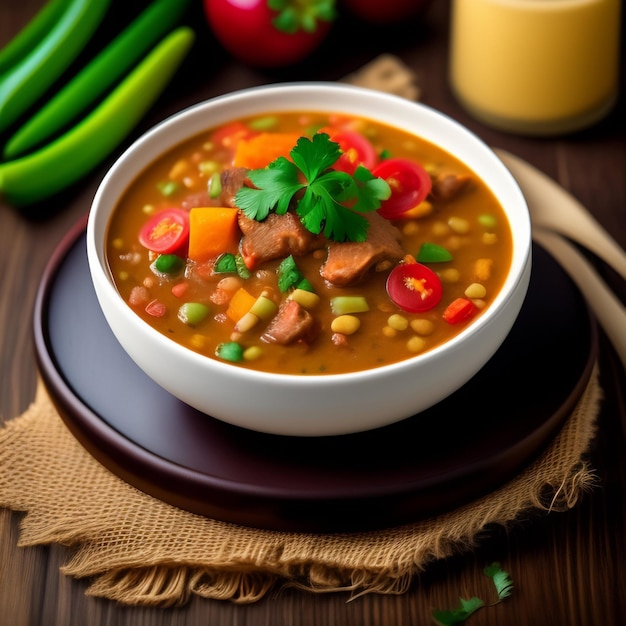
[180,167,250,210]
[219,167,251,207]
[239,211,326,269]
[320,212,404,286]
[261,299,319,345]
[431,172,473,201]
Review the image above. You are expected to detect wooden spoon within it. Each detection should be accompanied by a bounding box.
[495,148,626,281]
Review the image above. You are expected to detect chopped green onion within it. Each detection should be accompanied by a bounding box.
[208,171,222,198]
[235,253,251,279]
[216,341,244,362]
[178,302,209,325]
[330,296,369,315]
[277,255,305,292]
[478,213,497,229]
[416,242,453,263]
[248,115,278,130]
[296,277,315,293]
[157,180,179,197]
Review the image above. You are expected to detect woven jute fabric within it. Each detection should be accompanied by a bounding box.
[0,365,601,607]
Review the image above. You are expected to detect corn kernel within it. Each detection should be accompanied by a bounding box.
[387,314,409,331]
[448,216,470,234]
[464,282,487,299]
[439,268,461,283]
[410,319,435,335]
[243,346,263,361]
[407,336,427,353]
[331,315,361,335]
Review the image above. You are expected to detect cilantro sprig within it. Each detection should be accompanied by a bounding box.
[234,133,391,243]
[432,562,514,626]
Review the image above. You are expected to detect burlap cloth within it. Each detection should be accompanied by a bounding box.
[0,366,601,606]
[0,57,602,607]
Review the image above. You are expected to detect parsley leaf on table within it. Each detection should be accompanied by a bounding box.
[235,133,390,243]
[432,562,514,626]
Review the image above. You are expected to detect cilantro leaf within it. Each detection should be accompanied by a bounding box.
[432,597,484,626]
[236,158,304,220]
[432,563,513,626]
[233,132,391,242]
[484,562,514,600]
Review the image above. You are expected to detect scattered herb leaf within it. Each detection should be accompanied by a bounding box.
[432,563,514,626]
[432,597,484,626]
[235,133,391,243]
[484,562,514,600]
[277,255,305,293]
[214,253,237,273]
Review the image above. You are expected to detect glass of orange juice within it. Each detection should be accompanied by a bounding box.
[449,0,621,135]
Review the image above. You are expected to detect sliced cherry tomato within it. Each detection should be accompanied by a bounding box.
[320,127,378,175]
[203,0,335,68]
[443,297,478,324]
[373,158,432,219]
[138,208,189,254]
[386,262,442,313]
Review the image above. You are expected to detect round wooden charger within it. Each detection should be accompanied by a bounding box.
[33,217,597,532]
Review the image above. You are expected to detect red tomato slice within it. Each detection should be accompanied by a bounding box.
[373,158,432,219]
[386,262,442,313]
[320,128,378,175]
[138,208,190,254]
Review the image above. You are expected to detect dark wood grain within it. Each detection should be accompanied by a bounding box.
[1,1,625,624]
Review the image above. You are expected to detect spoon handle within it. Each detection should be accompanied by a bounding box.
[495,149,626,281]
[533,228,626,372]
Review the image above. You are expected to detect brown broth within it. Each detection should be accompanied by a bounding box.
[106,111,513,375]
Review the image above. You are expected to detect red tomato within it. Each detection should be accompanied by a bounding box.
[203,0,335,68]
[386,262,442,313]
[138,208,190,254]
[373,158,432,219]
[340,0,433,24]
[321,128,378,175]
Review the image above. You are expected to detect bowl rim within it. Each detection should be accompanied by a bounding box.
[87,81,532,384]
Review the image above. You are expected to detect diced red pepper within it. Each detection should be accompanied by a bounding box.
[442,297,478,324]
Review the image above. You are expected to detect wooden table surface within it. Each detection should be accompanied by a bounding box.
[1,2,625,624]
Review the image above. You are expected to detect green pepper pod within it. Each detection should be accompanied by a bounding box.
[4,0,191,158]
[0,0,111,134]
[0,0,70,76]
[0,27,195,207]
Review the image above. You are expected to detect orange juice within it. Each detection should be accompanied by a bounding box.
[449,0,621,135]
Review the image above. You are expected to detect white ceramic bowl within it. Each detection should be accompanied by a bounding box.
[87,83,532,437]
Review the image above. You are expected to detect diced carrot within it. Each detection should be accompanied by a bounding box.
[226,287,256,322]
[188,207,240,263]
[233,132,302,169]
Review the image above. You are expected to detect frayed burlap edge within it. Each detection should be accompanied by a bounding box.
[0,364,601,607]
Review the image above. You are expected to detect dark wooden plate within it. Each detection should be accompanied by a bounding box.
[33,217,597,532]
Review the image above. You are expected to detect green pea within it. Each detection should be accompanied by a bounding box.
[478,214,497,229]
[178,302,209,325]
[216,341,244,362]
[154,253,184,274]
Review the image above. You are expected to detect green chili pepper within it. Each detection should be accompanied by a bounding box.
[0,0,111,134]
[4,0,190,159]
[0,27,195,207]
[0,0,70,77]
